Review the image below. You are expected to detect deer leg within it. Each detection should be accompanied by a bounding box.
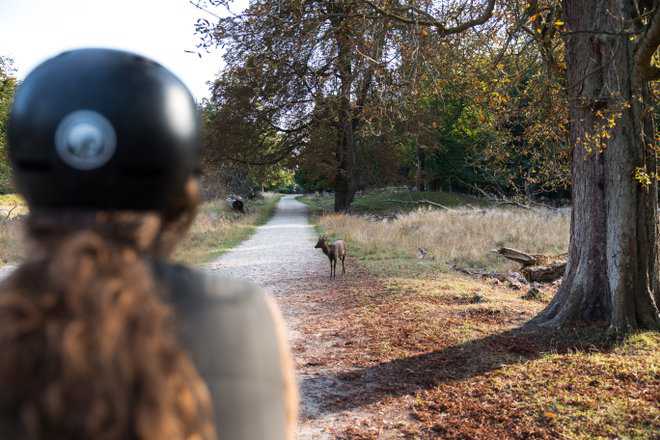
[342,256,345,275]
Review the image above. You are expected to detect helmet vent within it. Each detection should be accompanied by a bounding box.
[55,110,117,171]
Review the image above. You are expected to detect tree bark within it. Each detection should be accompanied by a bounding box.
[532,0,660,332]
[415,142,425,191]
[332,5,357,213]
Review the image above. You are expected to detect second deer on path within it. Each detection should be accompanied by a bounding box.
[315,236,346,278]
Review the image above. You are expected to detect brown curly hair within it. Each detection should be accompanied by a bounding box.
[0,181,217,439]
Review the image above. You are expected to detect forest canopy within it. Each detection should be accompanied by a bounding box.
[194,0,574,206]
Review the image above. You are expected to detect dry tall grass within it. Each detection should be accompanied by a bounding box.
[319,207,570,272]
[0,193,280,267]
[174,193,280,264]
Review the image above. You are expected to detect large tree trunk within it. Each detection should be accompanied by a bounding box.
[332,6,357,213]
[532,0,660,332]
[415,141,425,192]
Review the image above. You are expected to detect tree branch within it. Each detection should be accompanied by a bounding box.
[635,4,660,82]
[189,0,222,19]
[266,119,311,133]
[360,0,496,35]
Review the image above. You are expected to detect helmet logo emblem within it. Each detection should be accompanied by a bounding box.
[55,110,117,170]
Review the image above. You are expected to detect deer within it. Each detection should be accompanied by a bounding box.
[314,235,346,278]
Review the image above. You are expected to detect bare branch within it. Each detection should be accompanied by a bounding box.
[266,119,311,133]
[189,0,222,19]
[360,0,496,35]
[1,202,18,222]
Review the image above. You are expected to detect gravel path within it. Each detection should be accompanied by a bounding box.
[205,195,326,294]
[205,195,340,439]
[0,265,15,280]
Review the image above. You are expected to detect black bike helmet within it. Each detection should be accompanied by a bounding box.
[8,48,200,211]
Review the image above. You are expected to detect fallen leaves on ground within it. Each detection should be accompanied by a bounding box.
[278,259,660,439]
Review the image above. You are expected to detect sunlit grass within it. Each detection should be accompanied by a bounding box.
[173,193,281,264]
[0,194,28,264]
[0,193,25,205]
[318,206,570,274]
[0,193,281,267]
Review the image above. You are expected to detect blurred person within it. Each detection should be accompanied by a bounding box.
[0,48,297,440]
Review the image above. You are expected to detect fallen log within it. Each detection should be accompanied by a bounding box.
[451,266,529,289]
[452,266,508,280]
[494,247,567,282]
[383,199,450,210]
[521,262,567,283]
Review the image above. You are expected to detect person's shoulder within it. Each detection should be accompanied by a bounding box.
[151,260,267,308]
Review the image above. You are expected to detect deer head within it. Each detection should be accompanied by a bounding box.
[314,236,327,249]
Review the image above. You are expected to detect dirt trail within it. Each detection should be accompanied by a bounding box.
[206,195,354,439]
[0,265,14,280]
[205,195,326,294]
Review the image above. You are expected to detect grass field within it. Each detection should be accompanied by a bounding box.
[0,193,281,267]
[304,189,659,439]
[173,193,281,264]
[0,194,27,264]
[318,207,570,274]
[303,188,570,273]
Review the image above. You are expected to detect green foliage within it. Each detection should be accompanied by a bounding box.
[294,167,333,192]
[0,57,16,194]
[257,166,296,191]
[403,90,497,192]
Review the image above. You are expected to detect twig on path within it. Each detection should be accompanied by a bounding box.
[1,202,18,222]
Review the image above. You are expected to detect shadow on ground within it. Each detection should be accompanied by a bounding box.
[302,324,614,418]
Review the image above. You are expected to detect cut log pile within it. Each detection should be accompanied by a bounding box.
[493,247,567,283]
[452,247,566,289]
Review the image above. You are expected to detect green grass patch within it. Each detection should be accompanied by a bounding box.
[173,193,281,265]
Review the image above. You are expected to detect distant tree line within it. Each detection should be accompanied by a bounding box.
[0,56,17,194]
